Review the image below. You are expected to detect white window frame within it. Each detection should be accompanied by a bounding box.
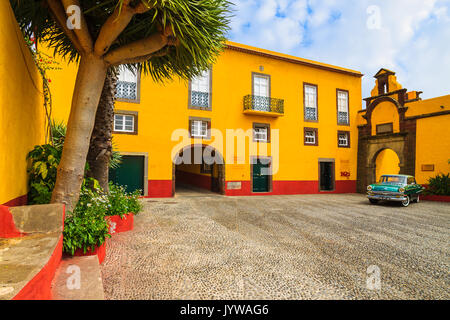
[191,120,208,138]
[254,126,268,142]
[253,74,270,98]
[191,69,211,94]
[338,132,349,147]
[337,90,349,125]
[304,84,318,121]
[114,114,135,133]
[305,130,316,145]
[116,66,139,101]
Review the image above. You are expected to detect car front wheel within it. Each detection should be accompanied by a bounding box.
[369,199,379,204]
[401,196,410,207]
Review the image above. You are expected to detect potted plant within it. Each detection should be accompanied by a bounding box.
[63,182,111,264]
[104,183,143,235]
[422,173,450,202]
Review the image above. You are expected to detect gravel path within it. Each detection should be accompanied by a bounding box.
[100,193,450,300]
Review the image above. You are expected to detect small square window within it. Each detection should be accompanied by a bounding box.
[304,128,318,146]
[338,131,350,148]
[190,118,210,139]
[114,113,137,134]
[201,163,213,174]
[253,123,270,142]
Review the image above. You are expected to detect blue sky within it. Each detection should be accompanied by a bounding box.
[227,0,450,100]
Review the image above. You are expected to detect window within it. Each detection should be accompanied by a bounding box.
[252,73,271,112]
[376,123,394,135]
[190,69,211,109]
[338,131,350,148]
[304,128,318,146]
[337,90,349,125]
[253,123,270,142]
[201,163,213,174]
[114,112,137,134]
[380,175,407,184]
[189,118,211,139]
[304,83,318,121]
[116,67,139,102]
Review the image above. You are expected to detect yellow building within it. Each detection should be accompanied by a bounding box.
[47,42,363,197]
[0,1,45,206]
[356,69,450,192]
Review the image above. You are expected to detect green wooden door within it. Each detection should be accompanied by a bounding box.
[109,155,144,195]
[253,159,270,193]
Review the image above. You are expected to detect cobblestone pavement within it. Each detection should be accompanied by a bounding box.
[100,192,450,300]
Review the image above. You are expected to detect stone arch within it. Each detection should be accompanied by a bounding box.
[370,147,402,183]
[357,130,416,192]
[172,144,225,195]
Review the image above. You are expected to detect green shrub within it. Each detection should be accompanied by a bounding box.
[127,189,143,215]
[27,120,121,204]
[27,144,61,204]
[424,173,450,196]
[106,183,143,217]
[63,182,111,255]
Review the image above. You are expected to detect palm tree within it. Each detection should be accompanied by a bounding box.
[86,67,118,193]
[12,0,231,212]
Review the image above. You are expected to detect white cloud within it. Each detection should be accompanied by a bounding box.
[228,0,450,100]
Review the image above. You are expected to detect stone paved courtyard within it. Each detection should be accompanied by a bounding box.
[100,191,450,300]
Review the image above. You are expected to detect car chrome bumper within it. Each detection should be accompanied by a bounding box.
[367,193,407,202]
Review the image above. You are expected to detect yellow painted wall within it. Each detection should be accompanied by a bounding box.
[415,114,450,184]
[405,95,450,118]
[370,101,400,135]
[0,2,45,204]
[46,42,362,187]
[375,149,400,182]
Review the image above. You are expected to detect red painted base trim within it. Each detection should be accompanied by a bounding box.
[13,235,63,300]
[2,194,27,207]
[106,213,134,234]
[225,180,357,196]
[70,242,106,265]
[421,195,450,202]
[147,180,173,198]
[0,205,24,238]
[175,171,211,190]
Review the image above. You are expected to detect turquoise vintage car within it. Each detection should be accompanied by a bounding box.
[367,175,424,207]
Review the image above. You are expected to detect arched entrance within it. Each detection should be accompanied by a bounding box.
[374,148,400,183]
[172,144,225,195]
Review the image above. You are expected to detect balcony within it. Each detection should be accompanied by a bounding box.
[190,91,210,109]
[116,81,137,101]
[243,95,284,117]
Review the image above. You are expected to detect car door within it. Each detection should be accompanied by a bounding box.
[406,177,420,197]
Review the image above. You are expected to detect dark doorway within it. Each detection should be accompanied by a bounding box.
[252,158,271,193]
[109,155,145,195]
[173,145,225,195]
[319,160,335,192]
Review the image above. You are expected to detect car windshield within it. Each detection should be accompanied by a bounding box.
[380,176,406,184]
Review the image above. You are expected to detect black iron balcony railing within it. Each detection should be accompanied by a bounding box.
[191,91,210,108]
[116,81,137,100]
[243,95,284,114]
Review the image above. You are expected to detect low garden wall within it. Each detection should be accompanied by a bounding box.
[0,204,65,300]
